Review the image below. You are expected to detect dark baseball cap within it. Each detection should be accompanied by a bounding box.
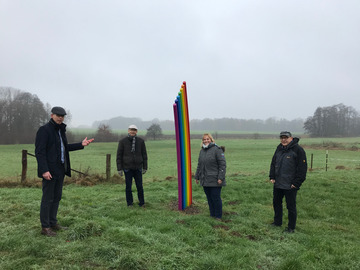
[279,131,292,137]
[51,106,67,116]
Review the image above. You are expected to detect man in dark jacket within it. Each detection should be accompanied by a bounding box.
[116,125,148,207]
[269,131,307,233]
[35,106,94,236]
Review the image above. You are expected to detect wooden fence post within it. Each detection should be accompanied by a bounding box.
[106,154,111,180]
[325,150,329,171]
[21,150,27,182]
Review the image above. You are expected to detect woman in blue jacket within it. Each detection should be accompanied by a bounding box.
[195,133,226,219]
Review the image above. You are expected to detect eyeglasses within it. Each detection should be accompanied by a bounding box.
[55,114,65,118]
[280,136,289,140]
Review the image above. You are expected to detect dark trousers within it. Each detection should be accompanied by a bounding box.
[203,186,222,219]
[124,169,144,206]
[273,187,298,229]
[40,172,65,228]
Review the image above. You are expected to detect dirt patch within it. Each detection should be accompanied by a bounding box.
[168,200,180,211]
[230,231,242,237]
[213,225,230,230]
[229,172,252,177]
[246,235,257,241]
[175,219,186,224]
[308,168,324,172]
[228,200,241,205]
[0,174,124,188]
[165,176,176,181]
[228,231,257,241]
[223,211,237,216]
[168,201,201,215]
[183,205,201,214]
[222,219,232,223]
[65,175,124,185]
[0,180,42,188]
[335,165,347,170]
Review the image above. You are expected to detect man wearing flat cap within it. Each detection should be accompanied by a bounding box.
[269,131,307,233]
[35,106,94,236]
[116,124,148,207]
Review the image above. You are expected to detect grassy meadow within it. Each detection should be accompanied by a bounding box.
[0,137,360,269]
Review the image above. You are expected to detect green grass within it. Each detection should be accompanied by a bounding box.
[3,137,360,180]
[68,127,282,136]
[1,138,360,269]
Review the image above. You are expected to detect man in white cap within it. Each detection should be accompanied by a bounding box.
[116,124,148,207]
[35,106,94,236]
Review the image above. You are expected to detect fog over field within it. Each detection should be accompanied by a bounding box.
[1,1,359,127]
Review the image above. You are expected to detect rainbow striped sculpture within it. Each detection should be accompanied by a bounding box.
[173,81,192,210]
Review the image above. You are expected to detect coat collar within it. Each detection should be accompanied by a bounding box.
[49,118,66,132]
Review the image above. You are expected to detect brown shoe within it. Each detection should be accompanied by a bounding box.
[51,224,69,231]
[41,228,56,237]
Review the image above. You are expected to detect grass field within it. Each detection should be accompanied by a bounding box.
[68,127,281,136]
[1,138,360,269]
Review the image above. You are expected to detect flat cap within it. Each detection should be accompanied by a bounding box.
[279,131,292,137]
[51,106,67,116]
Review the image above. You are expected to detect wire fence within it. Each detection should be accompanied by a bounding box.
[21,150,112,182]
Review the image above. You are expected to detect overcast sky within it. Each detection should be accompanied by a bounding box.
[1,0,359,127]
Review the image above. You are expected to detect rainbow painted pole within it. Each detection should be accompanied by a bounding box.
[173,81,192,210]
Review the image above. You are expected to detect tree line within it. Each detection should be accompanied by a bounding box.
[1,87,360,144]
[304,103,360,137]
[0,87,49,144]
[94,123,163,142]
[94,116,305,133]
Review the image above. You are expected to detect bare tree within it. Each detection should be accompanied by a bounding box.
[95,124,118,142]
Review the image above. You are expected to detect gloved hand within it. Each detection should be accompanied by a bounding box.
[118,170,123,177]
[142,169,147,174]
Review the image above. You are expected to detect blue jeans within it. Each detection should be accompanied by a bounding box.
[273,187,298,229]
[124,169,145,206]
[203,186,222,218]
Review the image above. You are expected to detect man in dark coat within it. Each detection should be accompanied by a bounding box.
[269,131,307,233]
[116,124,148,207]
[35,106,94,236]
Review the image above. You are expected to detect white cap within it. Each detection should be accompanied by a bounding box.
[128,124,138,130]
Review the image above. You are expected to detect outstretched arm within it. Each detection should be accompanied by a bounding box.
[82,137,94,146]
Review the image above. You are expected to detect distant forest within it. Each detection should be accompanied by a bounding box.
[92,116,305,133]
[2,87,360,144]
